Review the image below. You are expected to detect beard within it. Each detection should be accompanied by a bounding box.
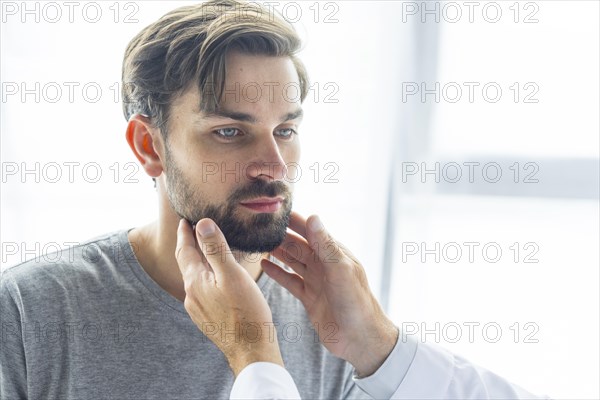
[163,145,292,254]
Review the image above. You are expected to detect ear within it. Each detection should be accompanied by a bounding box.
[125,114,164,179]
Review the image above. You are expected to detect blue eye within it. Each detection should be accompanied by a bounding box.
[215,128,241,138]
[276,128,297,139]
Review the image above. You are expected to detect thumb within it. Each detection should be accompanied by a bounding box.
[175,218,211,277]
[195,218,239,278]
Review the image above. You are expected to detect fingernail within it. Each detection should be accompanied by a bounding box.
[310,216,324,232]
[196,220,215,237]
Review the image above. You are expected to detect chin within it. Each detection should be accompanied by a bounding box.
[224,215,289,253]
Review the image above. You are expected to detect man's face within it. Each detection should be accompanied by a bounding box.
[161,51,302,253]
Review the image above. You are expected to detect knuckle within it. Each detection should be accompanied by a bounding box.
[174,245,184,261]
[201,241,220,256]
[200,270,214,283]
[183,279,196,294]
[352,263,368,282]
[324,237,338,249]
[182,297,194,313]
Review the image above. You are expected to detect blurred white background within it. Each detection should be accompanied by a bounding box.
[1,1,598,398]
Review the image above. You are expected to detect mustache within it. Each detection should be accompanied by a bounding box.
[228,179,291,203]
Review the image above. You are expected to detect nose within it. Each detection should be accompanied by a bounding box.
[246,136,287,182]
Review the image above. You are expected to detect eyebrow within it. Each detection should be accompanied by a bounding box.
[201,108,303,124]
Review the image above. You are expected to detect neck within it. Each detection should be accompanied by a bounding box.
[128,206,267,303]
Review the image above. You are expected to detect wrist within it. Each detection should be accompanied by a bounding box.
[349,321,399,378]
[227,342,284,377]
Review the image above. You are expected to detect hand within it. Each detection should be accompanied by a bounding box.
[261,211,399,377]
[175,218,284,377]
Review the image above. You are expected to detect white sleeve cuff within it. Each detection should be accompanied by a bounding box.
[352,330,418,399]
[388,339,455,399]
[230,362,302,400]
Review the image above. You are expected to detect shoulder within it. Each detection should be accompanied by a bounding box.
[1,229,130,296]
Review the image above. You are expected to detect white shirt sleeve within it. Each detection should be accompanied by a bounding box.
[353,331,552,400]
[230,361,301,400]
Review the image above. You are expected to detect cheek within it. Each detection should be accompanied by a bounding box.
[282,141,301,163]
[201,159,250,189]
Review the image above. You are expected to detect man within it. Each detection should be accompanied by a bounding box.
[1,1,549,398]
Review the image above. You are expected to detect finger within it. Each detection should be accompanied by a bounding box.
[277,231,313,265]
[306,215,346,265]
[288,210,308,239]
[195,218,239,279]
[175,219,211,278]
[261,259,305,300]
[271,246,307,277]
[271,247,325,289]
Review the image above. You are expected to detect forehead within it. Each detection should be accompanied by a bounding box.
[224,51,299,87]
[172,51,302,118]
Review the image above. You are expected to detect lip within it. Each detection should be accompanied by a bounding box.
[239,197,284,213]
[239,196,284,205]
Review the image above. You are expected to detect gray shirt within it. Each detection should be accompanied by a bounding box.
[1,229,370,399]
